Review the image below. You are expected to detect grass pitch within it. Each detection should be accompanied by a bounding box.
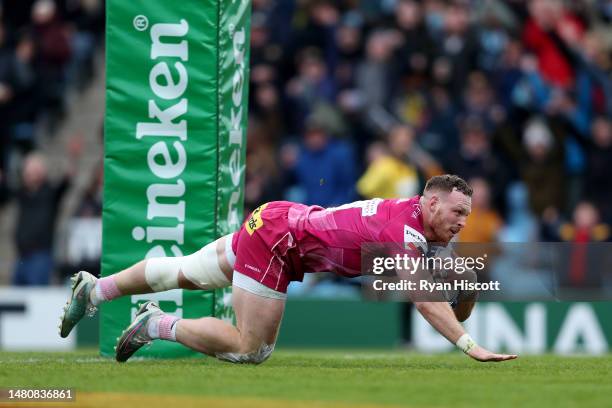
[1,349,611,408]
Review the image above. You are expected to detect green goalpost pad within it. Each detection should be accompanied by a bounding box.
[102,0,251,358]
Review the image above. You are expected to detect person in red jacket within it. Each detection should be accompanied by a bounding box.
[522,0,585,88]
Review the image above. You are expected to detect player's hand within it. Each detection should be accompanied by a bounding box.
[467,345,518,362]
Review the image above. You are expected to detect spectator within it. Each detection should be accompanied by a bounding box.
[457,177,504,281]
[286,47,337,131]
[9,29,40,154]
[459,177,504,243]
[522,0,584,88]
[493,38,525,113]
[576,31,612,117]
[332,13,363,92]
[357,124,442,199]
[497,182,539,242]
[420,85,459,159]
[64,0,104,90]
[445,115,509,209]
[393,0,435,80]
[357,125,421,199]
[543,201,611,288]
[473,0,516,73]
[251,82,286,145]
[434,1,479,99]
[244,118,283,214]
[282,114,356,207]
[249,11,282,88]
[356,30,398,133]
[584,116,612,222]
[13,151,72,285]
[31,0,72,130]
[59,160,103,280]
[520,117,566,217]
[461,71,505,131]
[290,0,340,69]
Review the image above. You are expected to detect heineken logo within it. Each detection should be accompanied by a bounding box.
[132,19,190,259]
[226,15,247,232]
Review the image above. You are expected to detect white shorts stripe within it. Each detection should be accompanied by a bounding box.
[233,271,287,300]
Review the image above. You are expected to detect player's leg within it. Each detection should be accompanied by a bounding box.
[116,276,286,364]
[176,285,284,360]
[97,233,234,298]
[59,234,235,338]
[116,201,291,363]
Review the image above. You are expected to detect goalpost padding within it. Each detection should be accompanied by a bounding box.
[102,0,250,358]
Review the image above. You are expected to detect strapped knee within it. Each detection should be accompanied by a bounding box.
[181,236,232,290]
[145,235,234,292]
[144,257,181,292]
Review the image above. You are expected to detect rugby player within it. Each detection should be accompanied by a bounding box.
[59,174,517,363]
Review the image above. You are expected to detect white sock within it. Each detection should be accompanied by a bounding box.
[159,315,179,341]
[170,320,178,341]
[147,315,162,339]
[90,284,105,306]
[146,314,179,341]
[89,276,121,306]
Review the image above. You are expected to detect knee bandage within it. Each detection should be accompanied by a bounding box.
[215,343,275,365]
[145,234,234,291]
[144,257,182,292]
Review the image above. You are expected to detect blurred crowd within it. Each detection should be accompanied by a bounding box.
[0,0,104,285]
[243,0,612,293]
[247,0,612,221]
[2,0,612,292]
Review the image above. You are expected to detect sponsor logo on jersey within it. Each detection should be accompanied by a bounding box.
[404,224,427,253]
[246,203,269,235]
[327,198,382,217]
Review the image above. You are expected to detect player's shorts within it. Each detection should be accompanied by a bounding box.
[231,201,305,297]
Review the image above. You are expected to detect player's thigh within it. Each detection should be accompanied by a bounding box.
[232,285,285,349]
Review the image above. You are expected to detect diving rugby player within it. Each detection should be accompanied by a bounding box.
[59,175,517,363]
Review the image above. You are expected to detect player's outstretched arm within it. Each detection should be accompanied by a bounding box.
[414,301,518,362]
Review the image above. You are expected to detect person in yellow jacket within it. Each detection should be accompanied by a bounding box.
[357,125,443,199]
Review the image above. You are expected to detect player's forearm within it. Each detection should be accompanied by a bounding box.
[414,301,465,344]
[415,300,517,362]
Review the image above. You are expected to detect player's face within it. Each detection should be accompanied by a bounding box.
[430,190,471,243]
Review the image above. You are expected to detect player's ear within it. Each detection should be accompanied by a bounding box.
[429,194,440,211]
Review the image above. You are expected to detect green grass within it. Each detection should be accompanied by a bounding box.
[1,349,611,407]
